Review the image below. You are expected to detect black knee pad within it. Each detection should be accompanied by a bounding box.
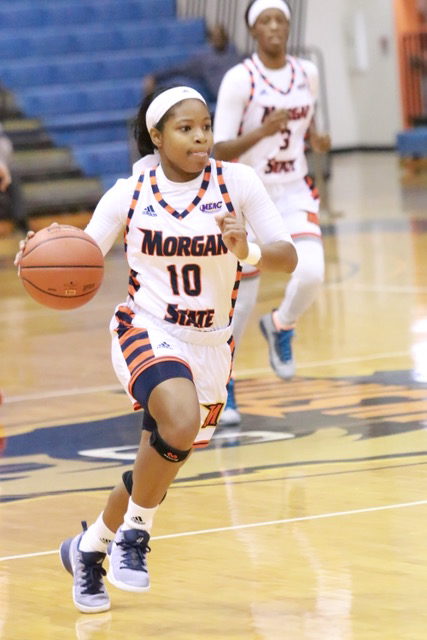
[121,469,167,503]
[122,470,133,494]
[150,428,191,463]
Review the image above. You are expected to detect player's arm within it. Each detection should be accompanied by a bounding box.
[216,211,296,272]
[222,163,297,272]
[85,180,130,255]
[302,59,331,154]
[213,67,288,161]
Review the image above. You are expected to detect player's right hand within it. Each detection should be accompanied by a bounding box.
[261,109,289,137]
[14,230,35,272]
[14,222,59,272]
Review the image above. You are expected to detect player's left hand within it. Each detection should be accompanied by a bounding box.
[215,213,249,261]
[309,131,331,153]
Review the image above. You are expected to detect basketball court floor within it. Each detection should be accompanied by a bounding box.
[1,151,427,639]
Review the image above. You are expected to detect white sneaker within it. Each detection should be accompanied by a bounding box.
[107,528,151,592]
[259,312,295,379]
[219,379,241,425]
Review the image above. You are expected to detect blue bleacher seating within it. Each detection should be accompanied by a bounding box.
[396,128,427,157]
[0,19,205,60]
[0,0,176,29]
[0,0,209,185]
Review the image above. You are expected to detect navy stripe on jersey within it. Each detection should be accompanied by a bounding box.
[251,54,297,96]
[124,172,145,253]
[214,161,243,324]
[150,163,212,220]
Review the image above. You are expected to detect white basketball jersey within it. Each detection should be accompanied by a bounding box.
[234,54,315,186]
[124,159,241,340]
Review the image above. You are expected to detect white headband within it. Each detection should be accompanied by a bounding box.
[145,86,207,131]
[247,0,291,27]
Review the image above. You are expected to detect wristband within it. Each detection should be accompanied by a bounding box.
[243,242,262,266]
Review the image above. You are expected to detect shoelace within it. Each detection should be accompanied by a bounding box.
[276,329,293,362]
[81,561,107,595]
[117,538,151,572]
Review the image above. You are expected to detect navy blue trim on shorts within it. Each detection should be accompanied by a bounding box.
[132,359,194,416]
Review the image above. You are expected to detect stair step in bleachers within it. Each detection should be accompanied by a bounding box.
[12,147,81,180]
[3,117,53,150]
[23,177,104,215]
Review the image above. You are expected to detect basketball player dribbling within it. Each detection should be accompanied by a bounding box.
[213,0,331,425]
[17,86,297,613]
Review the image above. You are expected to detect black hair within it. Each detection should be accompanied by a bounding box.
[133,87,171,157]
[133,85,211,158]
[244,0,291,28]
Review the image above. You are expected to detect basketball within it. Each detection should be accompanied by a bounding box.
[19,225,104,310]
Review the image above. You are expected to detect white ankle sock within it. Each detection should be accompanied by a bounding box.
[123,497,158,533]
[79,512,115,553]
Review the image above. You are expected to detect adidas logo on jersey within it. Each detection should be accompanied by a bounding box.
[200,201,222,213]
[141,204,157,216]
[157,341,172,349]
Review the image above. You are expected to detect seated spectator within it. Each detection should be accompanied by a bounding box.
[0,125,28,234]
[143,24,242,103]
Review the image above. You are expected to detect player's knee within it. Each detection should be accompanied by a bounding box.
[158,412,200,451]
[295,260,324,289]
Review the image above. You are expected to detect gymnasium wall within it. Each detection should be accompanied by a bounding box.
[305,0,402,149]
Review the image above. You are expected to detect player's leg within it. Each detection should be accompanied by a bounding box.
[107,374,200,592]
[107,334,230,592]
[60,318,195,609]
[260,235,324,378]
[220,272,260,426]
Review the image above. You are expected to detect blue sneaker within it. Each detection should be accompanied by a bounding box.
[60,521,110,613]
[107,528,151,592]
[219,378,241,426]
[259,312,295,379]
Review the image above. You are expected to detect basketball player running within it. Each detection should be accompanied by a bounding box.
[213,0,331,425]
[15,87,297,613]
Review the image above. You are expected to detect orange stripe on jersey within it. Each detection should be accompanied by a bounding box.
[127,268,140,300]
[215,160,236,215]
[115,305,135,330]
[241,268,260,279]
[214,162,244,326]
[307,212,320,225]
[251,54,297,96]
[128,356,191,398]
[149,163,212,219]
[304,175,320,200]
[124,172,146,253]
[292,231,322,240]
[238,60,256,136]
[226,335,235,384]
[121,336,152,360]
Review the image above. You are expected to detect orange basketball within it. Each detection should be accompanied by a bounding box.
[19,225,104,310]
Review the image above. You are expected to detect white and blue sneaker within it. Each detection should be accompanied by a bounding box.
[259,312,295,379]
[219,379,241,426]
[107,528,151,592]
[60,522,110,613]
